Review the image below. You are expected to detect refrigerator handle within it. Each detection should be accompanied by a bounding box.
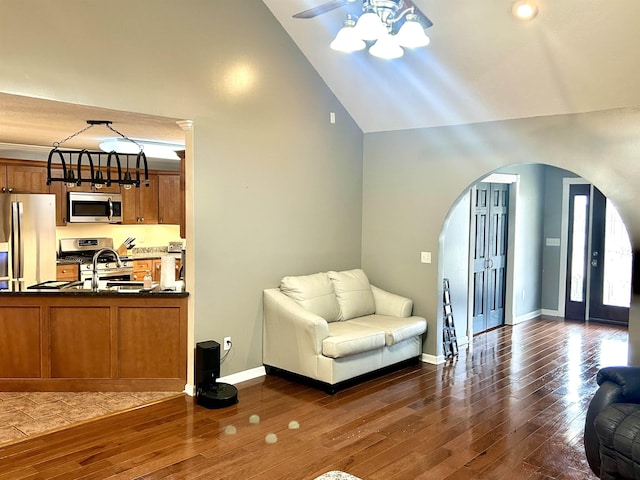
[11,201,24,280]
[108,197,113,221]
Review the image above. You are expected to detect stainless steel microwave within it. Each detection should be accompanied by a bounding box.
[67,192,123,223]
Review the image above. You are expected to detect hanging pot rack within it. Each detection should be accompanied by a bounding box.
[46,120,149,189]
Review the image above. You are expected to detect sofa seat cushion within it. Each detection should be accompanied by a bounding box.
[349,315,427,346]
[280,272,341,322]
[328,269,375,321]
[323,322,385,359]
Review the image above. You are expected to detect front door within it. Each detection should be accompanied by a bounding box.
[471,183,509,334]
[565,185,631,324]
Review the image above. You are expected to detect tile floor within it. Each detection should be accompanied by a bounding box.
[0,391,181,446]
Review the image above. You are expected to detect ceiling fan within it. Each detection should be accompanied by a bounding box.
[292,0,433,29]
[294,0,433,59]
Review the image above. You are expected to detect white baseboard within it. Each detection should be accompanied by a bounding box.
[541,309,561,317]
[509,309,542,325]
[421,353,445,365]
[219,366,266,385]
[183,366,267,397]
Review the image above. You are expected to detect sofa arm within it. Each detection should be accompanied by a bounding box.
[597,366,640,403]
[371,285,413,317]
[584,366,640,477]
[263,288,330,377]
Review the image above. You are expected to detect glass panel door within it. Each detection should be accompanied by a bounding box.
[565,184,590,320]
[589,189,631,323]
[564,184,631,324]
[602,199,632,307]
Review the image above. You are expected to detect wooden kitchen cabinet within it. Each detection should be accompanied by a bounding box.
[158,174,182,225]
[119,306,182,379]
[132,259,154,281]
[122,174,158,224]
[0,306,41,378]
[49,306,112,378]
[133,258,182,282]
[0,294,187,391]
[56,263,80,281]
[0,158,184,228]
[1,164,50,194]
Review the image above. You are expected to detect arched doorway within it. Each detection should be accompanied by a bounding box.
[439,164,632,356]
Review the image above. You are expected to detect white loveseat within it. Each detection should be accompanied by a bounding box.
[263,269,427,393]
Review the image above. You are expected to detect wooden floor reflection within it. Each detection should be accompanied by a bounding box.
[0,317,626,479]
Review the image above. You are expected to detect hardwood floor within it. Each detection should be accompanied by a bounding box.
[0,317,628,479]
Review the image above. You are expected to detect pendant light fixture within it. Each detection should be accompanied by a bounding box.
[46,120,149,190]
[330,0,433,59]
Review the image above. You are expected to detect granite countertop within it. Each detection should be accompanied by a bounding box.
[0,288,189,297]
[0,281,188,297]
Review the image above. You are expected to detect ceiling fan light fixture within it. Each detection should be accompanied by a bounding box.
[512,1,538,20]
[330,15,366,52]
[355,9,386,41]
[395,14,430,48]
[369,31,403,60]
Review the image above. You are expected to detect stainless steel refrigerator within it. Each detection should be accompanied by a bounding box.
[0,193,56,289]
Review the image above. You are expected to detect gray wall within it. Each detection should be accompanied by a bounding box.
[497,163,546,319]
[4,1,640,370]
[541,167,580,312]
[0,0,364,376]
[440,191,471,345]
[362,111,640,362]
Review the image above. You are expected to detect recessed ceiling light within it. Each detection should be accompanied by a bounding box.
[512,1,538,21]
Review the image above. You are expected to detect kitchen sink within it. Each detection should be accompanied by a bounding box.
[103,280,157,292]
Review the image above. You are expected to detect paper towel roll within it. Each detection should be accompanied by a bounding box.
[160,256,176,290]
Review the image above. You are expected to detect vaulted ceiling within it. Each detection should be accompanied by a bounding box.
[1,0,639,159]
[262,0,640,133]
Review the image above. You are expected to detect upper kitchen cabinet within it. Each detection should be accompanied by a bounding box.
[158,174,182,225]
[122,174,159,224]
[1,163,50,194]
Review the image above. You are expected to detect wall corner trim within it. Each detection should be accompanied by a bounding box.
[421,353,445,365]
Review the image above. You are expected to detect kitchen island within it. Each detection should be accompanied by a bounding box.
[0,287,188,392]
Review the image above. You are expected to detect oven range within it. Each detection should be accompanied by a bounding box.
[58,237,133,282]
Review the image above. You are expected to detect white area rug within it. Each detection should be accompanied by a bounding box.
[314,471,361,480]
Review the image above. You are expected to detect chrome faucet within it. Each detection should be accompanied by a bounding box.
[91,248,123,291]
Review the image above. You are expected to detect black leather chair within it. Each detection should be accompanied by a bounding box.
[585,366,640,479]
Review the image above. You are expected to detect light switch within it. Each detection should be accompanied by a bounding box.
[545,237,561,247]
[421,251,431,264]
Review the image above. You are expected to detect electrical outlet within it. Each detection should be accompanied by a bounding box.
[223,336,232,351]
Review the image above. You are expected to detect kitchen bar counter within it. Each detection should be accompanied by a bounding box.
[1,285,189,297]
[0,289,188,392]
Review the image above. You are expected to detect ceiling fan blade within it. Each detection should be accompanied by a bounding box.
[293,0,353,19]
[420,14,433,29]
[403,0,434,28]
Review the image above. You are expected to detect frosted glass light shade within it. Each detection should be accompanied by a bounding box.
[330,18,366,52]
[396,18,430,48]
[369,32,403,59]
[355,11,386,41]
[99,139,183,160]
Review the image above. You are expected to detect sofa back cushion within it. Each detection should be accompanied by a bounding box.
[328,269,375,320]
[280,272,341,322]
